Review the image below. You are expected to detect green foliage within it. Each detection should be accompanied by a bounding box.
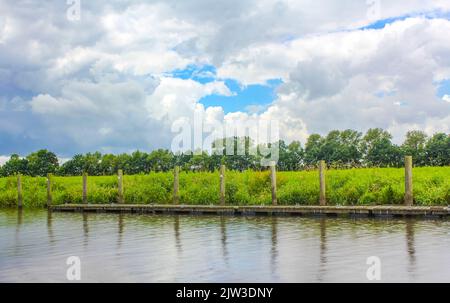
[0,167,448,208]
[424,133,450,166]
[26,149,59,176]
[0,129,448,177]
[0,154,29,176]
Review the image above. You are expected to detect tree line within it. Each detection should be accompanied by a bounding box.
[0,128,448,177]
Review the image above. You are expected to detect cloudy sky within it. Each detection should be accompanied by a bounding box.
[1,0,450,162]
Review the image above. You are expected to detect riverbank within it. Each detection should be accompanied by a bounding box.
[1,167,449,207]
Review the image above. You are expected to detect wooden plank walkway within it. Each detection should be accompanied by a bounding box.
[49,204,450,218]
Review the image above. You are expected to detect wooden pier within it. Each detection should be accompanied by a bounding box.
[49,204,450,218]
[13,156,449,218]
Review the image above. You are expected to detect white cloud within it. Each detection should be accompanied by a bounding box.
[145,77,232,122]
[243,17,450,143]
[443,95,450,103]
[0,156,9,166]
[27,77,232,154]
[0,1,450,156]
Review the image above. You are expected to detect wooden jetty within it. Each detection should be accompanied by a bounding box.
[49,204,450,218]
[15,156,449,218]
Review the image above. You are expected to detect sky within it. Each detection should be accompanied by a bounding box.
[1,0,450,162]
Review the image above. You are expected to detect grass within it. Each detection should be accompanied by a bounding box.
[0,167,449,208]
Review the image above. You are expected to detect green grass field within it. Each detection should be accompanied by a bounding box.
[0,167,449,208]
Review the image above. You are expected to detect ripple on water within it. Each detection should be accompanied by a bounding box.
[0,210,449,282]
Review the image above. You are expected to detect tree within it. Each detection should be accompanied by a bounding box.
[128,151,150,174]
[148,149,174,172]
[361,128,401,167]
[0,128,446,177]
[276,140,303,171]
[365,138,401,167]
[401,130,427,166]
[304,134,324,167]
[213,136,258,171]
[114,153,132,174]
[425,133,450,166]
[82,152,102,175]
[0,154,29,176]
[361,128,392,155]
[99,154,117,175]
[286,140,304,170]
[303,130,362,168]
[187,152,212,171]
[26,149,59,176]
[59,154,84,176]
[338,129,363,167]
[276,140,289,171]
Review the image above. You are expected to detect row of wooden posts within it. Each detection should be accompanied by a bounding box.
[16,156,415,208]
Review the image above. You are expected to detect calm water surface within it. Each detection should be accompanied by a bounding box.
[0,209,449,282]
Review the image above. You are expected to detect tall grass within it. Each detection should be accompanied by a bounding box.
[0,167,448,208]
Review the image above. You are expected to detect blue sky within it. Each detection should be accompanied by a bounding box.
[169,65,282,113]
[199,78,282,114]
[437,79,450,99]
[361,9,450,30]
[164,10,450,117]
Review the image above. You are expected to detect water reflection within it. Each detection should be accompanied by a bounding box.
[47,211,55,245]
[14,209,23,255]
[270,216,278,276]
[1,210,449,283]
[317,217,327,282]
[83,212,89,247]
[117,213,124,249]
[16,208,23,227]
[405,219,416,276]
[174,215,182,254]
[220,216,228,263]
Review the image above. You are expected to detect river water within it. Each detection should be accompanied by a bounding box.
[0,209,449,282]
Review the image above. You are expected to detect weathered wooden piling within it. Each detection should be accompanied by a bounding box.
[270,162,277,206]
[82,172,88,204]
[220,164,226,205]
[47,173,52,207]
[319,160,326,206]
[17,174,23,208]
[173,166,180,204]
[404,156,413,206]
[118,169,124,204]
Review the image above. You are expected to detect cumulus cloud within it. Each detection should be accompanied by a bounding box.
[0,1,450,156]
[0,155,9,166]
[146,77,232,122]
[27,77,232,154]
[248,17,450,143]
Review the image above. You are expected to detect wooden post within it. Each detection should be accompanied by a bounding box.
[47,173,52,207]
[82,172,88,204]
[17,174,23,208]
[404,156,413,206]
[173,166,180,205]
[118,169,124,204]
[270,162,277,206]
[220,165,226,205]
[319,160,326,206]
